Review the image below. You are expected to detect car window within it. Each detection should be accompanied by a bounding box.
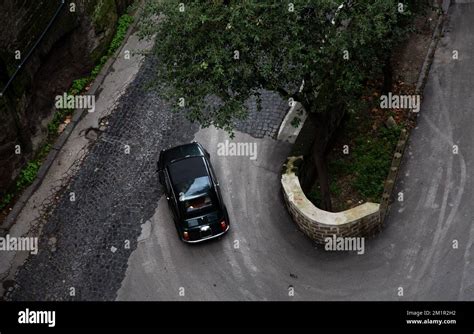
[176,176,211,199]
[186,219,200,227]
[184,195,212,213]
[180,193,217,218]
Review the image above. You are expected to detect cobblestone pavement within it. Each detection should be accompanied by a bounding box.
[235,90,288,138]
[5,55,288,300]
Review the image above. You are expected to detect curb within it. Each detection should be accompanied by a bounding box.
[0,4,143,236]
[276,102,307,143]
[379,4,448,222]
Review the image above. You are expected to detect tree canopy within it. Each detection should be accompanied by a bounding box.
[139,0,416,131]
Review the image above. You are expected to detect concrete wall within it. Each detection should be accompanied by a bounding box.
[281,156,382,244]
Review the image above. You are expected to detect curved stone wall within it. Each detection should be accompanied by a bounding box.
[281,156,382,244]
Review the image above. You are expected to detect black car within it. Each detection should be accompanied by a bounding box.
[157,142,230,243]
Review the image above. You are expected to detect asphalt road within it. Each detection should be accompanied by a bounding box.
[117,3,474,301]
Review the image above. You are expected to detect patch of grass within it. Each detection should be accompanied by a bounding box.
[0,142,53,211]
[91,57,107,77]
[109,14,133,55]
[37,143,52,160]
[16,161,41,190]
[351,125,402,200]
[0,193,14,211]
[69,77,90,96]
[47,108,74,137]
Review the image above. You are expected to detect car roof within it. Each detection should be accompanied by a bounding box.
[161,142,205,167]
[168,156,212,199]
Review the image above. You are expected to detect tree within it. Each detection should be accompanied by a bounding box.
[139,0,416,210]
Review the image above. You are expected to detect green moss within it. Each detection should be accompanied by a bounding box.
[87,0,119,63]
[69,77,90,95]
[37,143,52,160]
[108,14,134,54]
[0,141,53,211]
[16,161,40,190]
[0,193,14,211]
[47,107,74,137]
[92,0,118,32]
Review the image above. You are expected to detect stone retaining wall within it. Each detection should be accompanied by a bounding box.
[281,156,382,244]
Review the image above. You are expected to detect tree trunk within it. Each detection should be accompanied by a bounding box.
[313,147,332,211]
[307,111,334,211]
[299,104,346,211]
[301,155,317,194]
